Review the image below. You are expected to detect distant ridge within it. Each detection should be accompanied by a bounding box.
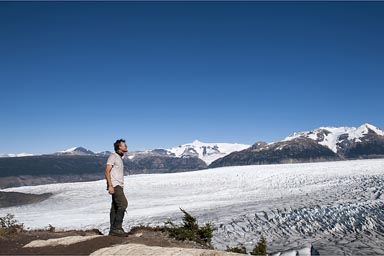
[0,153,34,158]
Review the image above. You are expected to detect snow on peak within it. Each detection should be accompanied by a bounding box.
[63,147,80,153]
[167,140,251,165]
[191,139,204,145]
[283,123,383,153]
[358,123,384,136]
[57,147,95,155]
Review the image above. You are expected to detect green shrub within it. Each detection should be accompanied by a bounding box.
[0,213,24,236]
[164,208,213,247]
[226,244,247,254]
[250,235,267,255]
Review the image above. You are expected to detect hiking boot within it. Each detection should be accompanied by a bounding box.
[108,228,129,237]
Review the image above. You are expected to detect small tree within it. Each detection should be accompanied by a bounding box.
[165,208,213,247]
[250,235,267,255]
[181,208,199,231]
[0,214,24,236]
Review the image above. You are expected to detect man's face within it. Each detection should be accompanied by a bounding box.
[119,142,128,153]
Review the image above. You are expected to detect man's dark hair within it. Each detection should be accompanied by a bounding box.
[114,139,126,153]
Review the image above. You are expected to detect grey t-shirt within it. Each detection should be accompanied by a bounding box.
[107,153,124,187]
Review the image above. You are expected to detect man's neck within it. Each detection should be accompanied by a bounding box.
[116,151,124,158]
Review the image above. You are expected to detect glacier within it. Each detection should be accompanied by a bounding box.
[1,159,384,255]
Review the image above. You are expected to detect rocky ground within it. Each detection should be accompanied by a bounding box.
[0,227,239,256]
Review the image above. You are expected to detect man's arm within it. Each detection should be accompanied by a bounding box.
[105,164,115,194]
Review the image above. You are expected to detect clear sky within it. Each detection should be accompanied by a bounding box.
[1,1,383,154]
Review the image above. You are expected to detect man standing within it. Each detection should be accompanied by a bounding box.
[105,139,129,237]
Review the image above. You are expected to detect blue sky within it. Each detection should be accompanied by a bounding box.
[1,1,383,154]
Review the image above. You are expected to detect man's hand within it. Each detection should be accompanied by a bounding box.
[108,185,115,194]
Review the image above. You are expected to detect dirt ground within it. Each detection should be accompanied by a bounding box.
[0,227,211,255]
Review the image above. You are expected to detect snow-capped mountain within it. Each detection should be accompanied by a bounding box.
[55,147,95,156]
[210,123,384,168]
[283,123,384,154]
[55,147,112,157]
[127,140,251,165]
[165,140,251,164]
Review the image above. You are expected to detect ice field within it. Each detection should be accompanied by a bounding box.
[1,158,384,255]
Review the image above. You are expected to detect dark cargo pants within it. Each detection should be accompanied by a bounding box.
[110,185,128,231]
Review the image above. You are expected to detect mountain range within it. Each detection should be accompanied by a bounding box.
[5,140,249,165]
[1,123,383,188]
[3,123,383,164]
[125,140,250,165]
